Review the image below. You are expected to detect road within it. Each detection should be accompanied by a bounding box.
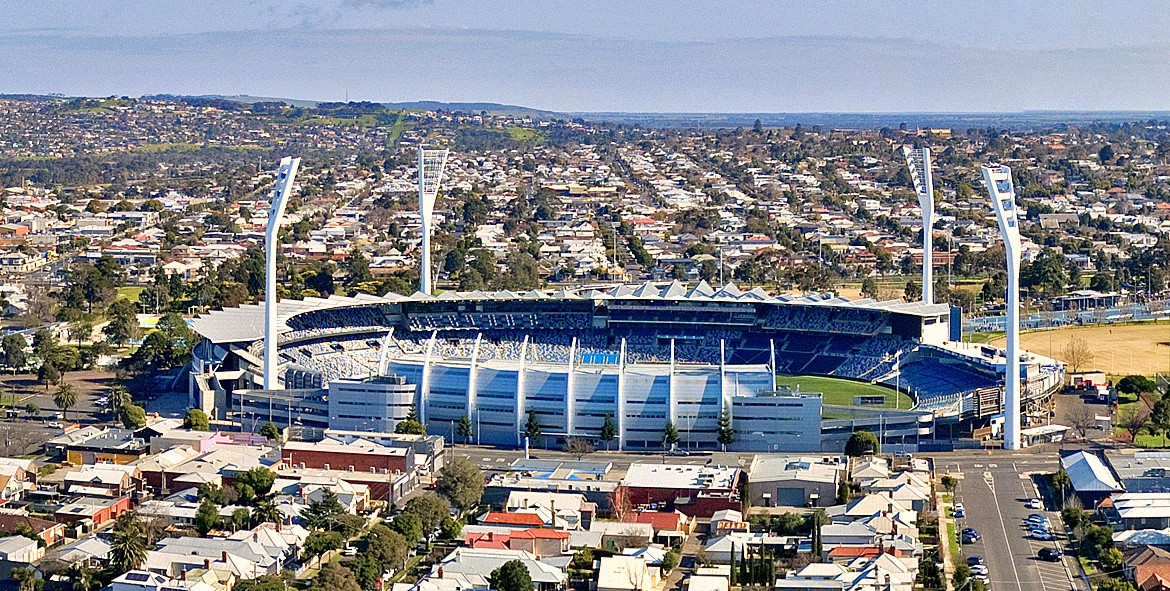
[449,446,741,474]
[936,455,1085,591]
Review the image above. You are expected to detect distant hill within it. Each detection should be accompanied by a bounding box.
[573,110,1170,130]
[382,101,559,118]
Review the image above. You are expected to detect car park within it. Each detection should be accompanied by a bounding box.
[1038,548,1063,561]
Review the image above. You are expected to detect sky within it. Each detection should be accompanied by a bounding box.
[2,0,1170,113]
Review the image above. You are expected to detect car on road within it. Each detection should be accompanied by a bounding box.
[966,556,985,567]
[1031,529,1055,541]
[667,449,690,456]
[1027,498,1044,510]
[1038,548,1063,562]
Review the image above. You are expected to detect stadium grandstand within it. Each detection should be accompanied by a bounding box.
[189,280,1063,452]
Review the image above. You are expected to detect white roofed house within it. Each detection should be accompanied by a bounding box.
[596,555,662,591]
[1061,451,1124,508]
[427,548,567,591]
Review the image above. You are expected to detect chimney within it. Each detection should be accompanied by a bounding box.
[222,551,228,563]
[204,559,211,569]
[253,533,259,542]
[437,567,444,579]
[180,571,187,581]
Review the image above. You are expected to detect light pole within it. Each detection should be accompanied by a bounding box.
[983,164,1022,450]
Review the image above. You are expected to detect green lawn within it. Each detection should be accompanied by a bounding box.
[117,286,145,302]
[775,375,913,409]
[506,126,545,142]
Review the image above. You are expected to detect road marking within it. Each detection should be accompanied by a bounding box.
[984,471,1027,591]
[989,463,998,468]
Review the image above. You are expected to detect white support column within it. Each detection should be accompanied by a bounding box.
[719,339,729,415]
[418,147,449,295]
[377,328,395,377]
[617,338,627,451]
[420,331,438,427]
[468,333,482,427]
[983,165,1022,451]
[769,338,777,385]
[668,339,677,428]
[566,337,578,438]
[516,336,529,447]
[904,146,936,304]
[263,157,300,389]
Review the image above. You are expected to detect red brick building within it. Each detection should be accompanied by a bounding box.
[281,439,412,474]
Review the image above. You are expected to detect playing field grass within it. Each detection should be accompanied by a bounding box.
[774,375,913,409]
[987,321,1170,376]
[117,286,145,302]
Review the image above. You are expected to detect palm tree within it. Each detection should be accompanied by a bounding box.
[251,498,282,526]
[70,565,99,591]
[53,382,78,422]
[110,513,147,572]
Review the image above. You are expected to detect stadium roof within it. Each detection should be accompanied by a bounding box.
[191,281,951,344]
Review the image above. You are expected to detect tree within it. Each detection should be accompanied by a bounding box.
[1061,337,1094,373]
[310,562,362,591]
[489,560,534,591]
[32,329,56,360]
[24,403,39,418]
[394,417,426,435]
[1,334,26,371]
[904,280,922,301]
[184,408,210,431]
[195,498,221,535]
[389,512,424,544]
[69,564,99,591]
[940,475,958,495]
[1118,404,1151,442]
[260,421,281,441]
[836,479,850,504]
[120,402,147,428]
[110,512,148,572]
[1118,375,1158,395]
[404,493,451,533]
[103,298,141,346]
[599,415,617,450]
[366,524,409,572]
[1052,469,1072,506]
[1152,397,1170,447]
[53,382,78,422]
[37,362,60,389]
[302,489,347,531]
[437,456,485,511]
[1097,578,1136,591]
[1068,406,1097,440]
[251,498,282,526]
[717,409,734,451]
[231,508,251,531]
[1099,144,1115,164]
[13,567,40,591]
[845,430,879,457]
[457,414,474,444]
[304,531,345,557]
[564,438,595,461]
[663,421,679,449]
[524,410,542,444]
[68,318,93,345]
[662,549,680,573]
[236,467,277,497]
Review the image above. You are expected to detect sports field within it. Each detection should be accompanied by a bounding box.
[775,375,913,409]
[986,321,1170,376]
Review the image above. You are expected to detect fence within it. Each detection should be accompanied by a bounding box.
[964,300,1170,334]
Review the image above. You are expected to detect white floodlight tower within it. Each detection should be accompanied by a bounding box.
[982,165,1022,450]
[263,157,301,389]
[904,146,935,304]
[418,147,450,295]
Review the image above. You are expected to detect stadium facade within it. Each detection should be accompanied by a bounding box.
[190,281,1063,452]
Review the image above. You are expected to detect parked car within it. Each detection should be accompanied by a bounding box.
[1038,548,1063,561]
[954,506,966,518]
[970,565,989,576]
[1027,513,1049,523]
[47,421,63,429]
[667,449,691,456]
[967,556,985,567]
[974,574,990,585]
[1032,529,1055,541]
[1027,498,1044,510]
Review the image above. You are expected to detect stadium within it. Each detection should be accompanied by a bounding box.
[188,280,1064,452]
